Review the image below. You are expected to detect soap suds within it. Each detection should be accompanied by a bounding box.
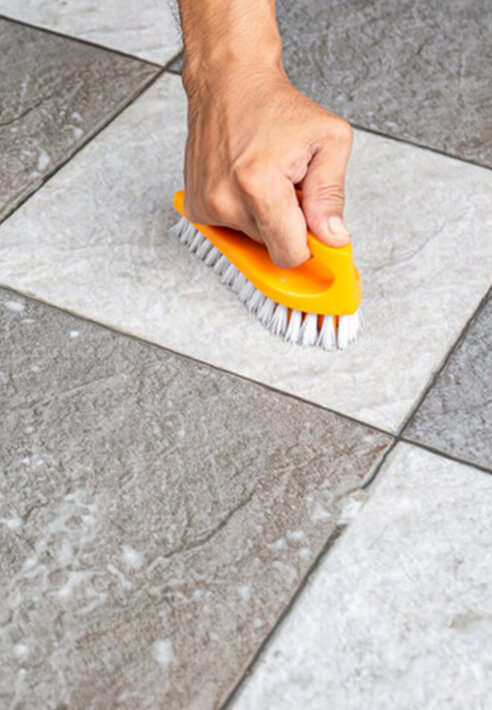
[152,639,174,669]
[5,300,25,313]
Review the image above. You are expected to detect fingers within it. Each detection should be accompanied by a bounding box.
[185,163,310,268]
[236,166,310,268]
[300,118,353,247]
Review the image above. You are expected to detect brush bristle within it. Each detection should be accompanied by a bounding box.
[172,217,360,349]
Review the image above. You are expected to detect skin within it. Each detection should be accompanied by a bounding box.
[177,0,353,268]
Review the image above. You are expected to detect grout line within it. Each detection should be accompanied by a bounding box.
[0,13,182,69]
[361,437,399,489]
[0,283,395,440]
[0,65,169,227]
[217,431,492,710]
[217,521,353,710]
[397,283,492,437]
[348,121,492,172]
[1,12,490,707]
[3,280,491,480]
[400,436,492,476]
[156,56,492,174]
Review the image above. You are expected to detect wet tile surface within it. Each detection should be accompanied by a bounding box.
[405,291,492,470]
[232,443,492,710]
[0,288,390,710]
[277,0,492,166]
[0,18,158,220]
[0,74,491,432]
[0,0,182,64]
[163,1,492,166]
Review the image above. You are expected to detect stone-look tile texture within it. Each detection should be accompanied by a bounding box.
[163,0,492,166]
[277,0,492,166]
[0,0,182,64]
[232,443,492,710]
[0,19,158,220]
[0,74,491,432]
[0,288,390,710]
[405,291,492,470]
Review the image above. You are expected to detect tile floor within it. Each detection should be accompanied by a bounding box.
[0,3,490,709]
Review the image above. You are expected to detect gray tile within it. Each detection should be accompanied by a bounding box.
[0,18,158,219]
[277,0,492,166]
[0,288,391,710]
[405,292,492,470]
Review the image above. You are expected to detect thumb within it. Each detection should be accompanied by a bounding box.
[300,142,352,247]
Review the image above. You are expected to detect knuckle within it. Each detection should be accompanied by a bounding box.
[332,117,353,144]
[321,115,353,145]
[204,181,235,221]
[307,183,345,206]
[235,161,267,197]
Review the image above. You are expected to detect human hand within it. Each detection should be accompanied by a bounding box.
[182,64,353,268]
[178,0,353,268]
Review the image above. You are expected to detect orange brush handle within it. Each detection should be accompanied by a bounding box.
[173,190,362,316]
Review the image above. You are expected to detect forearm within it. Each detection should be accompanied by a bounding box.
[177,0,284,88]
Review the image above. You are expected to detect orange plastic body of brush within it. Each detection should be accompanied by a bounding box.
[173,190,362,316]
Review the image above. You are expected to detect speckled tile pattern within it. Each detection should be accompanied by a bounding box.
[232,443,492,710]
[276,0,492,166]
[0,288,391,710]
[0,18,158,220]
[405,291,492,470]
[0,0,182,64]
[0,74,491,432]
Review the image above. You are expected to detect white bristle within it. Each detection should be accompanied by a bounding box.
[189,231,205,253]
[181,222,196,244]
[238,279,256,304]
[338,310,361,350]
[231,272,247,294]
[196,238,214,260]
[204,245,221,266]
[269,304,289,336]
[169,216,187,240]
[246,288,266,314]
[221,262,239,286]
[258,297,276,326]
[318,315,337,351]
[299,312,319,347]
[213,254,229,276]
[285,309,303,343]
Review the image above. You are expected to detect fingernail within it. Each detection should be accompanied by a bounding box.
[328,216,351,240]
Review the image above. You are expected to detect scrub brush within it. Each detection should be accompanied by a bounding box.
[171,189,362,350]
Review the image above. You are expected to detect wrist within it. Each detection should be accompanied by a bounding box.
[182,39,284,96]
[179,1,284,93]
